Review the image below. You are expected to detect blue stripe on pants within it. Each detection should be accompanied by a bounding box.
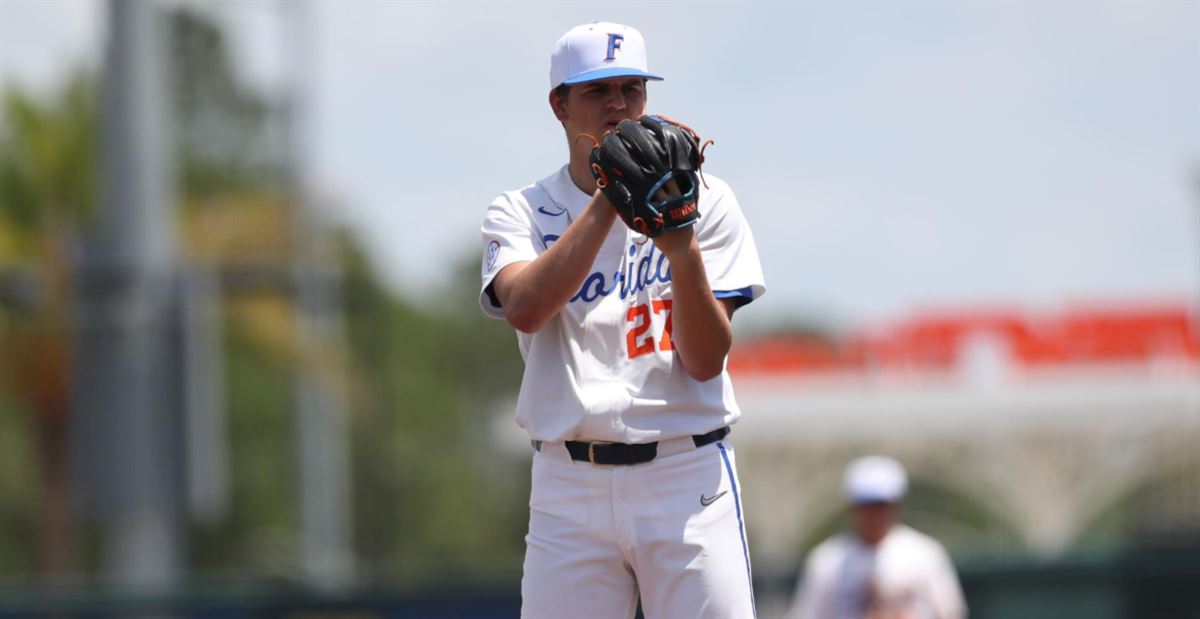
[717,441,756,618]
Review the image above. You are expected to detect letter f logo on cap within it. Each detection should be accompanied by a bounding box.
[605,33,624,61]
[549,23,663,88]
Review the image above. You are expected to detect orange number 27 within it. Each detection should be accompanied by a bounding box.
[625,299,674,359]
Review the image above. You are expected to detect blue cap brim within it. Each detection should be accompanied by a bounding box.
[561,67,664,86]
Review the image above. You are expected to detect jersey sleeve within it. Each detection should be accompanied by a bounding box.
[479,193,539,319]
[927,543,968,619]
[785,555,818,619]
[786,539,838,619]
[695,178,766,307]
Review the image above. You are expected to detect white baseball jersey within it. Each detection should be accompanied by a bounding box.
[479,164,765,444]
[787,525,968,619]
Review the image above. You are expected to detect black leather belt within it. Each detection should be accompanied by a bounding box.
[565,427,730,466]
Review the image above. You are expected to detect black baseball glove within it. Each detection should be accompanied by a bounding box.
[588,115,708,238]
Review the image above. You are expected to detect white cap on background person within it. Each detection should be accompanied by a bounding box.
[844,456,908,505]
[550,22,664,89]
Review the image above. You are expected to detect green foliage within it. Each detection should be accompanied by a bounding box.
[1079,459,1200,550]
[168,8,278,198]
[0,5,532,586]
[0,69,97,581]
[181,239,530,584]
[0,391,35,576]
[341,240,528,582]
[188,322,299,577]
[0,73,97,236]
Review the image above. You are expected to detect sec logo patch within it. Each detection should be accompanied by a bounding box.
[485,240,501,272]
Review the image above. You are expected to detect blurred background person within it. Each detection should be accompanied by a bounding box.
[787,456,966,619]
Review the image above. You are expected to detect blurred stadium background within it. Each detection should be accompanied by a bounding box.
[1,1,1197,618]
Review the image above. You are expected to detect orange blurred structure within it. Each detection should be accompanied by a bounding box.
[730,303,1200,377]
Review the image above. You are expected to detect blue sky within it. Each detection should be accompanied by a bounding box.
[2,1,1197,329]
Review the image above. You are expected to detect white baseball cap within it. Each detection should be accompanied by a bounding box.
[550,22,664,89]
[843,456,909,505]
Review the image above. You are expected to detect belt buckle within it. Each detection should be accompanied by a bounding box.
[588,441,612,465]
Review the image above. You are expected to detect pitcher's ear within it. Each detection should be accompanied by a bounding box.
[549,84,570,121]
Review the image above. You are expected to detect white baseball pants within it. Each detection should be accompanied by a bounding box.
[521,438,756,619]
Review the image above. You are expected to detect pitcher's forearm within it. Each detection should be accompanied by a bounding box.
[658,232,733,381]
[496,194,617,333]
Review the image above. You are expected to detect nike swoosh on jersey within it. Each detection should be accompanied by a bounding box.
[537,205,567,216]
[700,490,728,506]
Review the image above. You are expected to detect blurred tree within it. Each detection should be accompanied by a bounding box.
[0,75,97,232]
[170,9,279,198]
[341,244,528,582]
[0,73,97,577]
[166,6,533,581]
[0,5,532,587]
[0,389,37,576]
